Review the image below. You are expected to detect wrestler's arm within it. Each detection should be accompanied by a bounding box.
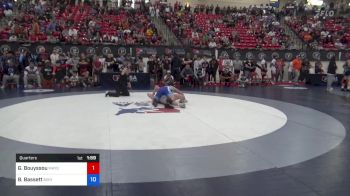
[170,86,184,95]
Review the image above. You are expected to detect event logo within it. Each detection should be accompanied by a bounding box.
[0,44,11,53]
[201,50,212,56]
[174,49,185,55]
[114,102,180,115]
[165,48,172,55]
[271,52,280,59]
[86,47,96,55]
[102,47,111,56]
[258,52,266,60]
[118,47,127,56]
[233,52,241,59]
[312,52,321,60]
[53,46,63,54]
[192,49,200,55]
[285,52,293,60]
[70,46,79,55]
[245,52,254,59]
[327,52,335,60]
[299,52,307,59]
[36,45,46,54]
[220,51,229,58]
[136,48,143,55]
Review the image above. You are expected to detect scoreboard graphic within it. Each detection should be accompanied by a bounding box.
[16,154,100,186]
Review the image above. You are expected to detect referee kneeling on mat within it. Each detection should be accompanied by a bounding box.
[105,66,131,97]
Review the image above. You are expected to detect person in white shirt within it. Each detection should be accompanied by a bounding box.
[194,63,206,86]
[163,70,175,86]
[9,34,17,41]
[4,9,13,17]
[68,27,78,37]
[193,56,203,71]
[50,50,60,67]
[260,58,267,81]
[24,63,42,89]
[208,40,217,48]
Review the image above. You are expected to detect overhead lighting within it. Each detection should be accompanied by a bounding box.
[307,0,323,6]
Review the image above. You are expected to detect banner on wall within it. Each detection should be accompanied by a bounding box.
[0,42,348,61]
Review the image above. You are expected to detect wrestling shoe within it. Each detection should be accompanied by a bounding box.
[164,103,174,109]
[179,102,186,108]
[105,91,109,97]
[179,99,188,103]
[152,99,158,107]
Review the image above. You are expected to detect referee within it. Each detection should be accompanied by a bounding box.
[105,66,131,97]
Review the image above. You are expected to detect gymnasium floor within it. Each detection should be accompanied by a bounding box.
[0,85,349,196]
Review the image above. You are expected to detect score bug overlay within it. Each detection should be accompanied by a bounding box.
[16,154,100,186]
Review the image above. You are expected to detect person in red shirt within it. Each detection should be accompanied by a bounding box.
[92,55,103,86]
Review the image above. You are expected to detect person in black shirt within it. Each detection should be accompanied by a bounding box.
[208,57,218,83]
[171,54,182,81]
[326,56,337,91]
[42,61,54,87]
[1,58,19,89]
[105,66,131,97]
[314,60,324,74]
[300,59,311,82]
[147,55,156,81]
[105,53,116,73]
[220,67,233,86]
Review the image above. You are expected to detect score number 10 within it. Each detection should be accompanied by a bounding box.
[87,162,99,186]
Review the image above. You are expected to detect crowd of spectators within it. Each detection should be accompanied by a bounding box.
[1,0,349,50]
[0,0,164,45]
[286,15,350,50]
[159,2,294,49]
[1,45,349,91]
[0,48,143,89]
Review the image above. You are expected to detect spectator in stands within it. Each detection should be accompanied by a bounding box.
[180,63,194,86]
[171,54,182,81]
[275,58,285,82]
[136,57,145,73]
[41,61,54,87]
[50,49,60,68]
[208,56,218,83]
[284,61,292,82]
[260,58,267,81]
[220,67,233,86]
[163,70,175,86]
[232,57,243,81]
[92,55,103,85]
[341,59,350,91]
[326,56,337,92]
[1,58,19,89]
[69,70,81,88]
[243,59,254,82]
[292,56,302,82]
[314,60,324,74]
[300,59,311,82]
[194,61,206,86]
[24,62,41,89]
[193,55,203,73]
[78,53,91,87]
[105,53,116,72]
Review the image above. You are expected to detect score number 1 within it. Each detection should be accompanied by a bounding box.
[87,162,100,186]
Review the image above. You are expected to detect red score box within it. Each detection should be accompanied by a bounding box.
[87,162,100,174]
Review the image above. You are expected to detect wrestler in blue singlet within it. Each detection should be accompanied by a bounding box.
[154,86,173,101]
